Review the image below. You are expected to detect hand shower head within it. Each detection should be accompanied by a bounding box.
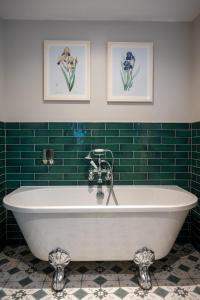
[93,149,105,154]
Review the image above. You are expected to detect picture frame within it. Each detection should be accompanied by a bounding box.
[44,40,90,101]
[107,42,153,102]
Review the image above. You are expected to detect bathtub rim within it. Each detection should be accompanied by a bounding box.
[3,185,198,213]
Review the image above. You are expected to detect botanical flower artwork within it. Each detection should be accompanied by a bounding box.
[121,51,140,91]
[44,40,90,101]
[107,42,153,102]
[57,47,78,92]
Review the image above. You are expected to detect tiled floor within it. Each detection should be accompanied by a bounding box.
[0,244,200,299]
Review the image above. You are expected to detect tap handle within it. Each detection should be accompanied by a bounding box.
[105,169,112,181]
[88,170,94,181]
[90,160,98,169]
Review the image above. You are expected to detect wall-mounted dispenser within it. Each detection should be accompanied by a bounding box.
[43,149,54,165]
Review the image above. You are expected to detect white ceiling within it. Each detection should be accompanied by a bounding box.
[0,0,200,22]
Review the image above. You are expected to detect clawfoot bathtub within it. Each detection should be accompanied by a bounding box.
[3,185,197,290]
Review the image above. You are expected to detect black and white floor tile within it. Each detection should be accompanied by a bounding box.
[0,243,200,299]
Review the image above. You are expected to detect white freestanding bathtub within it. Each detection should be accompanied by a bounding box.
[3,185,197,262]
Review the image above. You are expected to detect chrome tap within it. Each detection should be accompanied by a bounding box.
[85,149,114,203]
[85,150,113,183]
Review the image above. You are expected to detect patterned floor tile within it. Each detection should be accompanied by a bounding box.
[0,244,200,300]
[100,280,120,294]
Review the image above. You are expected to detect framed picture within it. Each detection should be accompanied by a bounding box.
[107,42,153,102]
[44,40,90,101]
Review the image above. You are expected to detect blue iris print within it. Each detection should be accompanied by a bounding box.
[126,51,135,61]
[123,60,133,71]
[120,51,140,91]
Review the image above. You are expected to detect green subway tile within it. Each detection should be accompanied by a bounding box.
[64,173,86,180]
[36,144,64,151]
[120,159,147,166]
[64,129,91,137]
[49,122,76,129]
[148,145,175,151]
[106,137,132,144]
[21,152,41,159]
[113,151,133,158]
[148,173,174,180]
[134,123,161,129]
[21,180,49,186]
[79,137,105,144]
[134,151,161,158]
[6,145,34,152]
[6,137,20,144]
[6,130,34,136]
[134,165,160,173]
[77,166,88,173]
[162,151,188,158]
[6,123,20,129]
[21,166,48,173]
[6,166,21,173]
[79,123,105,129]
[193,137,200,144]
[120,144,147,151]
[106,123,133,129]
[92,130,119,136]
[35,129,63,136]
[162,137,189,144]
[176,130,191,137]
[162,123,189,129]
[7,159,34,166]
[148,158,175,165]
[20,137,48,144]
[64,144,91,151]
[63,159,80,165]
[161,165,188,172]
[49,166,77,173]
[176,173,190,180]
[148,130,175,137]
[52,137,104,145]
[176,159,191,165]
[20,122,48,129]
[134,137,161,144]
[49,180,78,186]
[120,129,148,136]
[114,166,133,172]
[6,152,18,158]
[120,173,147,180]
[35,174,64,181]
[176,145,191,151]
[192,122,200,129]
[7,173,34,181]
[195,129,200,137]
[55,151,77,158]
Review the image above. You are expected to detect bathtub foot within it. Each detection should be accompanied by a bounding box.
[133,247,155,290]
[48,248,71,292]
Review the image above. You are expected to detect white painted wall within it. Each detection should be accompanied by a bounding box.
[0,20,4,121]
[3,21,192,122]
[192,15,200,121]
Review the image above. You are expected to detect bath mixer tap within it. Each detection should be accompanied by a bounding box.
[85,149,114,204]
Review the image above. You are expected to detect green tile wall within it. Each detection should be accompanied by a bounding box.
[0,122,5,250]
[191,122,200,250]
[5,122,192,243]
